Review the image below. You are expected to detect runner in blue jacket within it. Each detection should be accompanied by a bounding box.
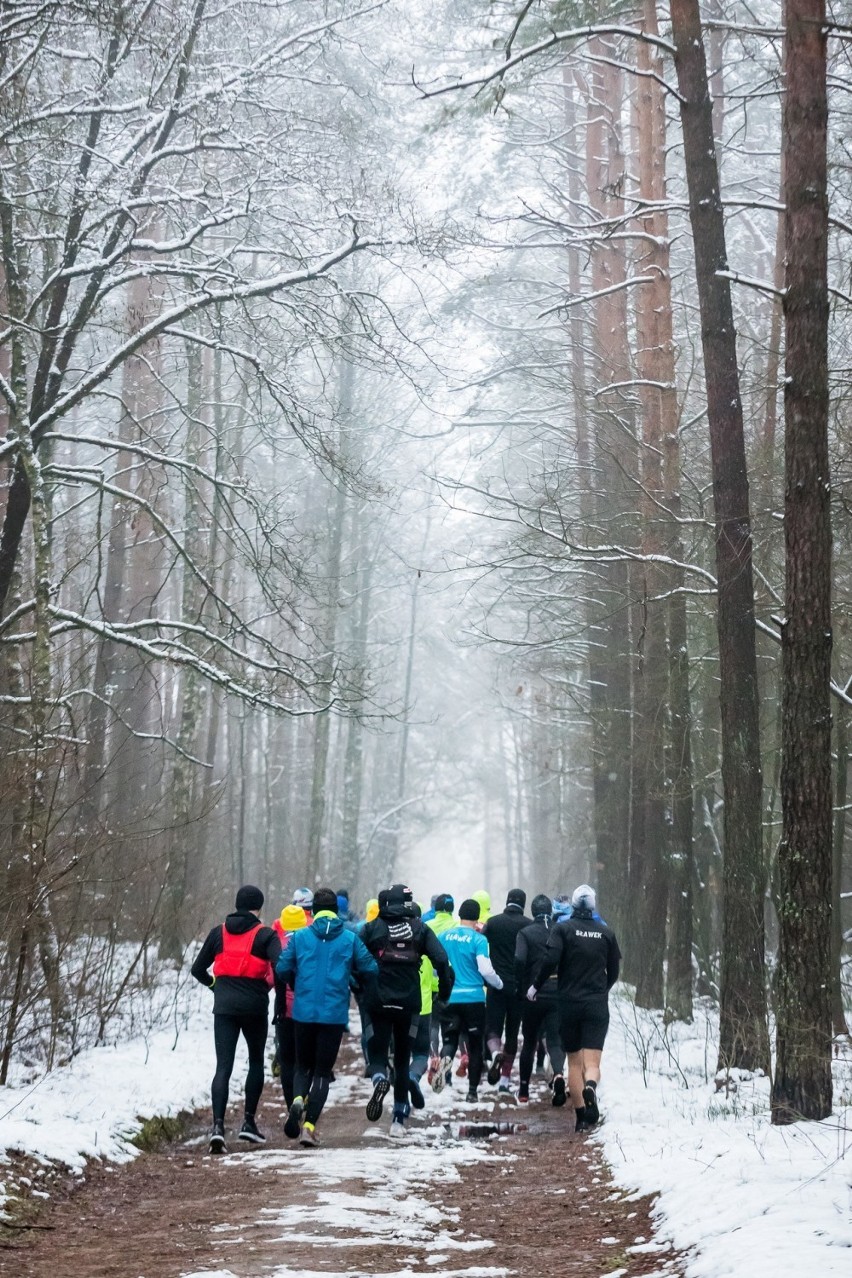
[276,887,376,1146]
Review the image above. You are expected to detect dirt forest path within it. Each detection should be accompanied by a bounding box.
[4,1048,682,1278]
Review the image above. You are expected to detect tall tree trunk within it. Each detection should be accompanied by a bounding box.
[831,701,850,1036]
[580,52,635,943]
[771,0,832,1123]
[669,0,769,1072]
[305,390,350,882]
[159,336,207,960]
[340,510,374,886]
[631,6,671,1009]
[638,0,694,1019]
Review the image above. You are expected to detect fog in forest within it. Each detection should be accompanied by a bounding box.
[0,0,848,1118]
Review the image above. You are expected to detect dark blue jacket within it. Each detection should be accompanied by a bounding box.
[276,912,376,1024]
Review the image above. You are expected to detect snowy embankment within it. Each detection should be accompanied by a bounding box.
[600,987,852,1278]
[0,973,213,1213]
[2,968,851,1278]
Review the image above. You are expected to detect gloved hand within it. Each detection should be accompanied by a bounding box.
[526,984,537,1002]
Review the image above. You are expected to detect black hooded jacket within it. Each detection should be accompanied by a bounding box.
[483,904,533,992]
[362,896,453,1012]
[514,914,559,998]
[533,909,621,1003]
[191,910,281,1018]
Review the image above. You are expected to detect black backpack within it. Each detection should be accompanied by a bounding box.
[378,917,422,966]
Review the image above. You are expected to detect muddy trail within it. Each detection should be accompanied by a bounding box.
[2,1051,682,1278]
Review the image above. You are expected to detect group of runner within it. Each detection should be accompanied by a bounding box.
[191,881,621,1151]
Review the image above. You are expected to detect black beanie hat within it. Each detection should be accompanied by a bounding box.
[531,893,552,918]
[506,888,526,909]
[235,884,264,912]
[435,892,455,913]
[459,897,481,922]
[312,887,338,914]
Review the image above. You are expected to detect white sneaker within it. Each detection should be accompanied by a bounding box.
[498,1080,514,1096]
[389,1118,406,1140]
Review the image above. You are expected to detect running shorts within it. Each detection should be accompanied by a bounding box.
[559,999,610,1053]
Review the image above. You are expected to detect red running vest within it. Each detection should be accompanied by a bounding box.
[213,921,270,981]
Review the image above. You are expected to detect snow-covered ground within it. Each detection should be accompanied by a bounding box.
[599,988,852,1278]
[2,973,851,1278]
[0,978,213,1203]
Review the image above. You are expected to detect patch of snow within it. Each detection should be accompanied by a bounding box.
[598,988,852,1278]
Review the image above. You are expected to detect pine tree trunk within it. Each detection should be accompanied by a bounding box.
[631,5,673,1009]
[771,0,833,1123]
[831,702,850,1037]
[637,0,694,1019]
[669,0,769,1072]
[579,52,635,943]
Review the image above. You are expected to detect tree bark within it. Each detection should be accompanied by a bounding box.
[579,53,635,944]
[830,701,850,1037]
[771,0,833,1123]
[669,0,769,1071]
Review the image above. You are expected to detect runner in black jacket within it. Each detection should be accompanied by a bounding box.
[530,883,621,1131]
[482,888,533,1091]
[191,884,281,1152]
[514,894,567,1105]
[361,884,453,1137]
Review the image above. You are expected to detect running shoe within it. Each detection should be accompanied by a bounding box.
[366,1074,391,1121]
[238,1115,266,1143]
[389,1118,406,1140]
[582,1082,600,1125]
[431,1055,452,1093]
[299,1122,320,1147]
[284,1097,304,1140]
[408,1076,426,1110]
[517,1082,530,1104]
[497,1079,513,1096]
[486,1051,505,1086]
[427,1055,439,1086]
[208,1119,226,1155]
[552,1075,567,1107]
[456,1052,469,1078]
[465,1088,479,1103]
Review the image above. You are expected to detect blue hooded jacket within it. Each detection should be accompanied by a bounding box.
[276,912,376,1024]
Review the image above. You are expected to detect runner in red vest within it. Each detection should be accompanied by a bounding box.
[191,885,281,1153]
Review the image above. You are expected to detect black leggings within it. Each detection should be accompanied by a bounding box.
[440,1002,486,1090]
[486,985,523,1056]
[366,1005,420,1104]
[212,1013,268,1122]
[519,996,565,1084]
[276,1017,297,1107]
[294,1021,345,1124]
[410,1012,431,1081]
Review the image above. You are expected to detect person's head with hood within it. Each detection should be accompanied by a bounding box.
[365,897,379,923]
[378,883,413,918]
[531,893,553,922]
[336,888,350,918]
[571,884,597,918]
[312,887,339,920]
[504,888,526,914]
[472,889,491,923]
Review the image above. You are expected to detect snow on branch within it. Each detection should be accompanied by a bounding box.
[414,24,675,100]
